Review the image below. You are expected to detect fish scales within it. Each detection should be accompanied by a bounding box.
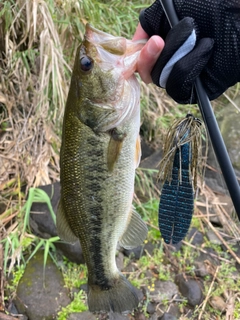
[61,114,137,283]
[57,24,148,313]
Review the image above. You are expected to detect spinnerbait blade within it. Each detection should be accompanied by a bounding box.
[158,113,203,244]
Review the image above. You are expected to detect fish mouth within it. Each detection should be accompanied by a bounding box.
[84,24,146,79]
[85,24,127,55]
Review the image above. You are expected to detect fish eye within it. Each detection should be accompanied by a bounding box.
[80,56,94,72]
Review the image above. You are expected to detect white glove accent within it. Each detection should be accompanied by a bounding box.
[159,30,197,88]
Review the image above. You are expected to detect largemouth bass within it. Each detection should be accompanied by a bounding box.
[57,24,148,313]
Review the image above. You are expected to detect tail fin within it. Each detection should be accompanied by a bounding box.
[87,274,139,313]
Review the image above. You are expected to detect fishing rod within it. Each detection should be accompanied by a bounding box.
[159,0,240,220]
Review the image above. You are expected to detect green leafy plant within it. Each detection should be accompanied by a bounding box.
[57,290,88,320]
[2,188,60,275]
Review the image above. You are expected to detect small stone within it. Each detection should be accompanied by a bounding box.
[175,275,203,307]
[147,302,157,314]
[164,241,182,253]
[167,303,181,319]
[195,247,220,266]
[123,245,144,260]
[80,283,88,293]
[68,311,97,319]
[143,242,157,256]
[134,312,146,320]
[148,280,178,303]
[140,149,162,170]
[209,296,227,312]
[7,302,27,319]
[194,261,209,277]
[0,312,27,320]
[116,252,124,271]
[135,287,144,302]
[108,312,128,320]
[158,313,178,320]
[187,228,204,246]
[206,230,223,245]
[123,261,138,273]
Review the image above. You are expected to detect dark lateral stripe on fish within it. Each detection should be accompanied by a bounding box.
[89,231,111,289]
[85,136,113,289]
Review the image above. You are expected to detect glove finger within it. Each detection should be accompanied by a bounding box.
[139,1,166,37]
[166,37,214,104]
[151,17,196,87]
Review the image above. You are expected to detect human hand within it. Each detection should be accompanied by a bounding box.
[132,23,164,84]
[139,0,240,104]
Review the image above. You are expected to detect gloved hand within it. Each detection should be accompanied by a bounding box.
[139,0,240,104]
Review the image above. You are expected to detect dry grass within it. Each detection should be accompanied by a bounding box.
[0,0,69,191]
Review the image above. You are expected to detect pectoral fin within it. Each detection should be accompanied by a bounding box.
[119,208,148,250]
[56,198,78,243]
[135,135,141,169]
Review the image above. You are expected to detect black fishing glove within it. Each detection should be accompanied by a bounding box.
[139,0,240,104]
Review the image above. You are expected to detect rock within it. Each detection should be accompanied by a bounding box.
[134,312,146,320]
[219,103,240,170]
[147,302,157,314]
[170,241,183,252]
[175,275,203,307]
[204,100,240,196]
[108,312,129,320]
[206,230,223,245]
[68,311,97,320]
[6,302,28,320]
[149,315,158,320]
[140,139,156,161]
[135,287,144,303]
[148,280,178,303]
[167,303,181,319]
[215,194,234,221]
[143,242,157,256]
[158,313,178,320]
[123,261,138,273]
[209,296,227,312]
[140,149,162,170]
[195,247,220,266]
[56,241,85,265]
[80,283,88,293]
[123,245,144,260]
[0,313,23,320]
[115,252,124,271]
[194,261,209,278]
[29,183,85,264]
[187,228,204,246]
[29,182,60,238]
[14,250,71,320]
[123,241,157,261]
